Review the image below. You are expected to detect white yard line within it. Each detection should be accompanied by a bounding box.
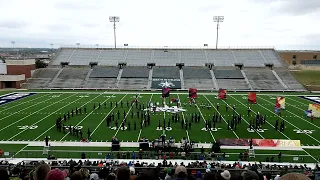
[113,94,138,137]
[220,99,265,139]
[203,95,239,139]
[91,94,128,136]
[257,96,320,144]
[33,93,106,141]
[265,96,320,130]
[60,93,117,141]
[0,93,50,113]
[177,94,190,143]
[192,100,216,142]
[0,94,63,122]
[287,96,310,106]
[0,94,70,132]
[229,95,292,140]
[137,94,153,142]
[229,95,320,163]
[8,94,81,140]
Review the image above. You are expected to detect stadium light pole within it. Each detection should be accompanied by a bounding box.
[11,41,15,48]
[213,16,224,49]
[109,16,120,49]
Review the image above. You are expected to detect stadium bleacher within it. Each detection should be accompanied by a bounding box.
[244,68,286,90]
[213,69,244,79]
[183,67,214,89]
[49,68,89,88]
[24,47,305,91]
[152,66,180,79]
[90,67,119,78]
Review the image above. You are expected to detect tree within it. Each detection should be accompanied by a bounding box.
[35,59,48,68]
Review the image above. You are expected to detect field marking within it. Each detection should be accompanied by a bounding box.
[91,94,128,137]
[220,99,265,139]
[192,98,216,142]
[229,95,320,163]
[114,94,137,137]
[0,94,63,122]
[33,93,106,141]
[258,96,320,144]
[265,96,320,130]
[229,95,291,140]
[0,93,50,113]
[19,149,312,157]
[0,94,71,133]
[21,91,319,96]
[203,95,239,139]
[137,94,153,142]
[8,94,82,140]
[177,94,190,143]
[60,94,117,141]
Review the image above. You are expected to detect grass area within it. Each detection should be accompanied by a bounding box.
[292,70,320,86]
[1,91,320,163]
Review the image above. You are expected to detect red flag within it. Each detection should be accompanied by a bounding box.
[248,92,257,104]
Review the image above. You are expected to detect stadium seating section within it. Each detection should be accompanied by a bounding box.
[23,48,306,91]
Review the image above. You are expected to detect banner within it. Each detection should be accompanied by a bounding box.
[152,79,181,89]
[276,96,285,109]
[218,89,227,99]
[189,88,197,99]
[248,92,257,104]
[218,138,300,147]
[306,104,320,118]
[162,88,170,98]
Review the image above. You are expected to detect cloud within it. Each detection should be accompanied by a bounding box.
[0,0,318,49]
[0,20,28,29]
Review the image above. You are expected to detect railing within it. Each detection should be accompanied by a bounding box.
[0,164,313,179]
[2,150,319,164]
[59,45,275,50]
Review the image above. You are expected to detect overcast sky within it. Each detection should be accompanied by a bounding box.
[0,0,319,50]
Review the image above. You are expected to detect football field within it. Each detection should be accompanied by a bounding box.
[1,90,320,163]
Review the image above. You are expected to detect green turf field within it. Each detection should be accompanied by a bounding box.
[1,91,320,163]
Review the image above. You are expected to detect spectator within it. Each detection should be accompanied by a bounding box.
[129,166,137,180]
[175,165,187,180]
[165,168,174,180]
[79,168,90,179]
[241,170,259,180]
[90,173,99,180]
[220,170,231,180]
[107,173,116,180]
[0,167,10,180]
[81,152,86,159]
[45,168,66,180]
[33,164,51,180]
[132,151,136,159]
[203,173,216,180]
[117,167,131,180]
[71,171,83,180]
[279,173,311,180]
[195,171,202,180]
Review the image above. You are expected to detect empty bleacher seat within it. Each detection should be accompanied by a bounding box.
[244,68,285,90]
[152,67,180,79]
[214,69,244,79]
[183,67,211,79]
[121,67,149,78]
[90,67,119,78]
